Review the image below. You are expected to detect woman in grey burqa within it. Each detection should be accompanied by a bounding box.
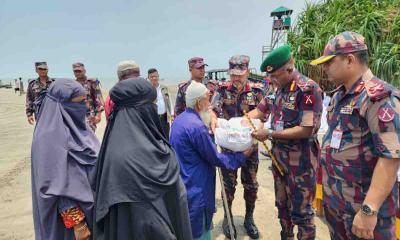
[31,79,100,240]
[93,77,192,240]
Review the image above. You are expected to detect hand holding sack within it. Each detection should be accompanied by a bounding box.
[215,117,261,152]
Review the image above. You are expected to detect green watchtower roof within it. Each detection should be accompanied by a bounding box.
[270,6,293,17]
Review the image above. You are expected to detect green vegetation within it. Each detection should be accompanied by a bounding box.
[288,0,400,90]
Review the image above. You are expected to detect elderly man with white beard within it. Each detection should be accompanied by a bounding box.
[170,81,252,240]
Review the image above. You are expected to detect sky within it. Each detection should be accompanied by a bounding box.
[0,0,318,87]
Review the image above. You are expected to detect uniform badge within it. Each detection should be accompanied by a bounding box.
[247,93,253,99]
[267,94,276,100]
[369,82,384,95]
[340,105,353,114]
[289,96,295,102]
[284,102,295,110]
[303,95,314,105]
[378,107,395,122]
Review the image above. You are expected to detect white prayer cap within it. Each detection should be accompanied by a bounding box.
[186,81,209,109]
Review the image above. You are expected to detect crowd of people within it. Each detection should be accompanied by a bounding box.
[27,31,400,240]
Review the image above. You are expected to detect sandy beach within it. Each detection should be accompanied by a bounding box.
[0,86,330,239]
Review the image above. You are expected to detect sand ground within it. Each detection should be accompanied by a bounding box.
[0,86,330,239]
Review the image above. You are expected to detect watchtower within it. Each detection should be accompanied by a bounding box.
[262,6,293,60]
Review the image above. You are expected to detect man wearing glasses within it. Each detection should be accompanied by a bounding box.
[212,55,265,239]
[72,62,104,132]
[26,62,55,124]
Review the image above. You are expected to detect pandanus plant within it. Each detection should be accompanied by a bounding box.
[288,0,400,91]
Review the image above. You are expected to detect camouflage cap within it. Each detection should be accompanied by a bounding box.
[35,62,48,69]
[72,62,85,71]
[310,31,368,65]
[188,57,208,69]
[228,55,250,75]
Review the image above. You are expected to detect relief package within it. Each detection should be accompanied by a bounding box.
[215,117,261,152]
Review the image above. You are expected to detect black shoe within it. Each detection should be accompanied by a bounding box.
[244,215,259,239]
[280,231,294,240]
[222,216,237,239]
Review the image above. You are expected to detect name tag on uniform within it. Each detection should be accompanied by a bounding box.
[275,120,284,131]
[340,105,353,114]
[330,129,343,149]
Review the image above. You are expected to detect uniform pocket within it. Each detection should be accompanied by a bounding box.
[324,147,363,203]
[283,108,300,127]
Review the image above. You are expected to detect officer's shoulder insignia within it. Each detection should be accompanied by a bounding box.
[219,82,230,89]
[297,78,314,93]
[251,83,263,90]
[28,78,36,84]
[255,83,264,88]
[378,107,395,122]
[366,78,391,102]
[50,78,56,82]
[251,85,264,93]
[178,80,189,89]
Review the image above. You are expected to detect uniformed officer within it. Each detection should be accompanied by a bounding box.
[212,55,264,239]
[72,62,104,132]
[311,31,400,240]
[250,45,323,240]
[174,57,217,117]
[26,62,54,124]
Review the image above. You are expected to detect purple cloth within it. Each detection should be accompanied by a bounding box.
[31,78,100,240]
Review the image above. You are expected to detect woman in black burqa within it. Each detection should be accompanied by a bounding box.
[93,77,192,240]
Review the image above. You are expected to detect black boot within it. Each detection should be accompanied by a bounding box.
[244,204,259,239]
[222,206,236,239]
[280,230,295,240]
[279,220,294,240]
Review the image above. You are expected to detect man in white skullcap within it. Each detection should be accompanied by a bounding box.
[170,81,252,240]
[105,60,141,121]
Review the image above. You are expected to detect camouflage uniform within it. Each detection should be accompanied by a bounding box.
[174,57,215,117]
[321,70,400,240]
[78,78,104,131]
[311,32,400,240]
[213,82,264,208]
[257,71,323,240]
[26,77,54,118]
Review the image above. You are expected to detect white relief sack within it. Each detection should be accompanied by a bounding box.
[215,117,261,152]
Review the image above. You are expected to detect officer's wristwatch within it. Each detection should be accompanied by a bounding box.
[266,129,274,140]
[361,204,377,216]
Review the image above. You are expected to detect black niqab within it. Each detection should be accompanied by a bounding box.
[95,78,180,221]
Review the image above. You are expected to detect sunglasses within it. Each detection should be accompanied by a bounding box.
[229,63,248,70]
[37,68,48,71]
